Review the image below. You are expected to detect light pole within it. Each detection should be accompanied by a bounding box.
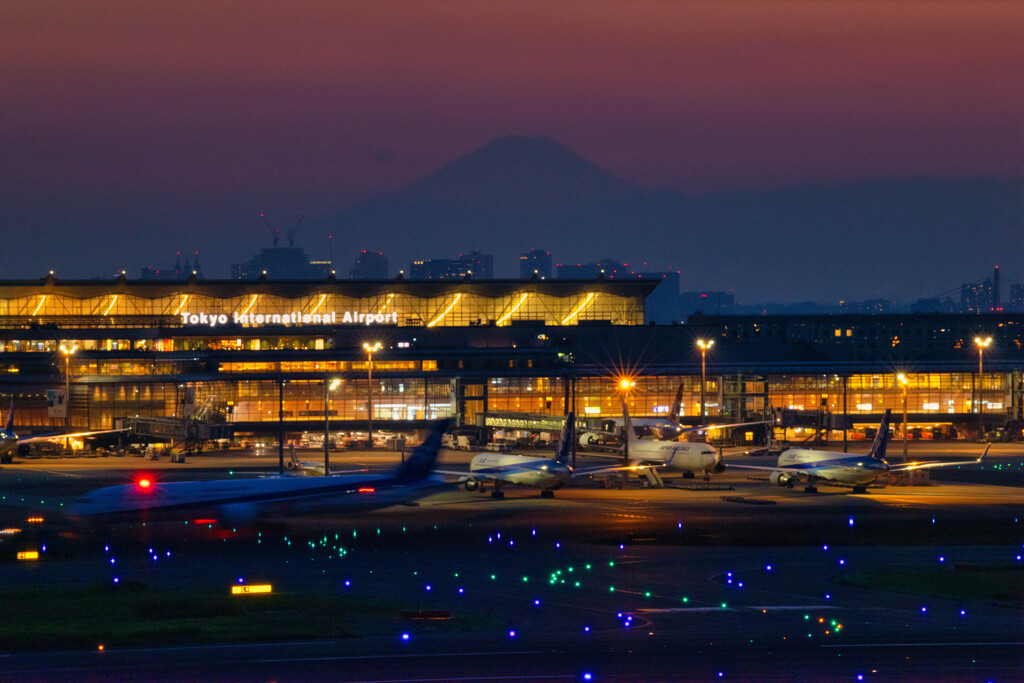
[696,339,714,427]
[324,377,341,474]
[363,342,382,450]
[975,336,991,441]
[59,343,77,452]
[618,378,635,465]
[897,373,908,463]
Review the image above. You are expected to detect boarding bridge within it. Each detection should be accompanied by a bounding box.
[116,415,233,453]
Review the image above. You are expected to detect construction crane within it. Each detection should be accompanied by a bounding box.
[287,215,305,248]
[261,213,280,247]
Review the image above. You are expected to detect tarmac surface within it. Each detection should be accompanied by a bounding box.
[0,442,1022,681]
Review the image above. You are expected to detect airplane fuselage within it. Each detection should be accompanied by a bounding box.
[627,440,719,473]
[469,453,571,489]
[775,448,889,486]
[73,472,450,521]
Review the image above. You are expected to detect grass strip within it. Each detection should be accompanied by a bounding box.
[0,581,494,651]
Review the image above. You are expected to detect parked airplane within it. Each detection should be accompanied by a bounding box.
[0,401,126,464]
[284,444,365,476]
[578,383,688,448]
[579,383,765,458]
[72,419,452,523]
[586,396,755,481]
[727,409,990,493]
[437,412,651,498]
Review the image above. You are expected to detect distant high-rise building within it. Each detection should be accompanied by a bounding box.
[408,251,493,280]
[349,250,388,279]
[141,252,203,280]
[519,248,552,279]
[409,259,453,280]
[231,247,324,280]
[555,259,630,279]
[1008,283,1024,313]
[961,266,1001,313]
[910,297,956,314]
[458,251,493,279]
[838,298,891,315]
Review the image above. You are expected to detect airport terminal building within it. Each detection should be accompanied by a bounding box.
[1,274,1022,446]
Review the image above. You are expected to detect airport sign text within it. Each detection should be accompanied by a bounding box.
[181,311,398,327]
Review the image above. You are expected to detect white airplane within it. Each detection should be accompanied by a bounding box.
[437,413,651,499]
[579,383,765,457]
[284,444,364,476]
[727,409,990,493]
[0,401,126,464]
[586,396,760,481]
[72,419,453,523]
[578,384,689,448]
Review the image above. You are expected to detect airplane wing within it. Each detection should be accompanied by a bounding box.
[433,466,530,484]
[570,464,662,477]
[579,450,625,459]
[889,445,990,472]
[724,462,783,472]
[681,420,769,434]
[18,428,127,445]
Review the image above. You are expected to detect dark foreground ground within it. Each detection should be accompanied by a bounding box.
[0,446,1021,681]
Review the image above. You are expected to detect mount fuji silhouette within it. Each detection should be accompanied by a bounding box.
[330,136,1022,300]
[397,135,641,214]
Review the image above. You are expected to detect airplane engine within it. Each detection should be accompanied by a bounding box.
[712,463,726,474]
[769,471,795,487]
[285,460,298,470]
[578,432,602,448]
[461,477,480,491]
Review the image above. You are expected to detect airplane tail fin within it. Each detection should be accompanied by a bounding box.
[869,409,892,461]
[3,400,13,434]
[667,382,685,425]
[393,418,451,482]
[554,412,575,465]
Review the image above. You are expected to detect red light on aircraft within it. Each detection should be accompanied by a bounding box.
[358,487,375,493]
[193,519,217,524]
[137,478,153,490]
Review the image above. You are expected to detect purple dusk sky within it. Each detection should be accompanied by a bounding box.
[1,1,1021,291]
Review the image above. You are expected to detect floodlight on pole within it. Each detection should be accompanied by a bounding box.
[363,342,382,450]
[324,377,341,474]
[59,343,77,451]
[696,339,714,427]
[897,373,908,463]
[974,336,991,441]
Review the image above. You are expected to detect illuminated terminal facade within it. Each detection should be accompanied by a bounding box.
[1,275,1022,445]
